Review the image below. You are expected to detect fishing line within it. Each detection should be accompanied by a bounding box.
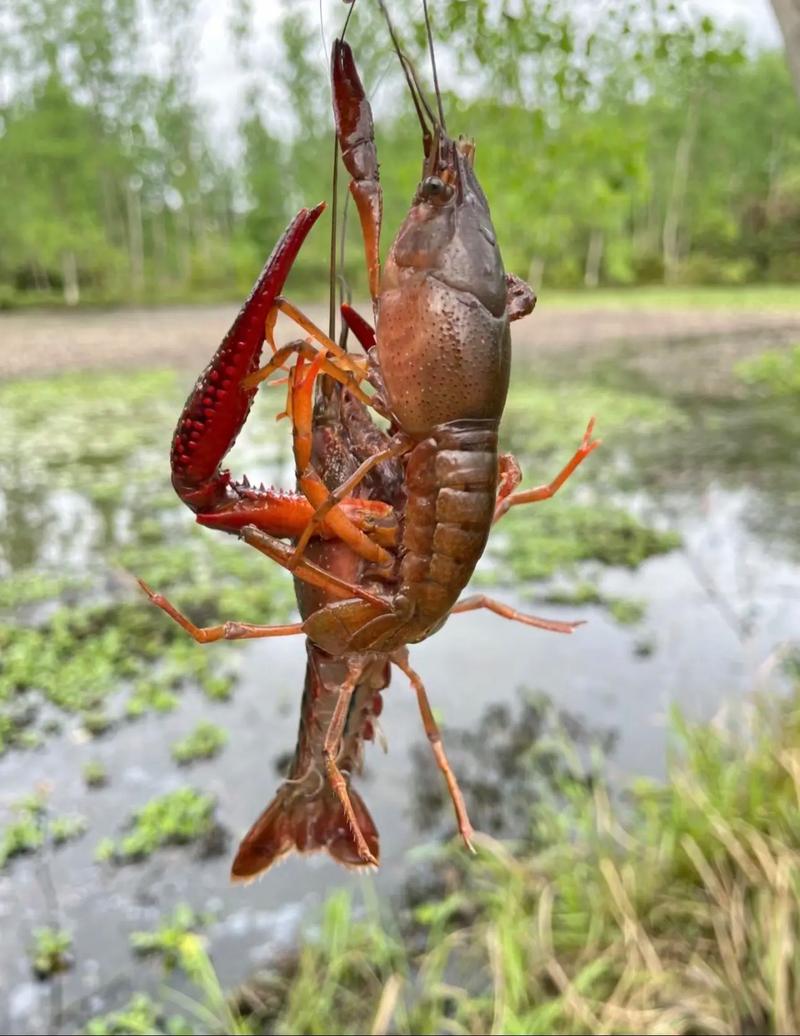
[327,1,358,346]
[422,0,447,131]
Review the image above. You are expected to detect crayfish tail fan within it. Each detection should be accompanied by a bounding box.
[230,643,388,881]
[230,780,380,881]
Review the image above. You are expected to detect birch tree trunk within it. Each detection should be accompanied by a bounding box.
[62,251,79,306]
[771,0,800,102]
[126,180,145,295]
[584,229,605,288]
[662,98,699,282]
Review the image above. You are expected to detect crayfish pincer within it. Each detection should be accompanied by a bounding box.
[141,10,599,879]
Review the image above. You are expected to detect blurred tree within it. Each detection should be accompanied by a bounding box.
[0,0,798,304]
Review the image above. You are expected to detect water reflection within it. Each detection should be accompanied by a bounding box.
[409,690,615,843]
[1,339,799,1032]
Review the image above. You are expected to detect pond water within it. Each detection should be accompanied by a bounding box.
[0,328,798,1033]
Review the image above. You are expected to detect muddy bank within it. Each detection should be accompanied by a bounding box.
[1,302,799,379]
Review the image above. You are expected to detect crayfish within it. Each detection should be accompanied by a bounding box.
[140,2,599,878]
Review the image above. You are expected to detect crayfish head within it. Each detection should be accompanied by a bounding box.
[384,130,507,319]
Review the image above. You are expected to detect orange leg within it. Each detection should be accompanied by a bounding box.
[138,580,304,643]
[391,650,476,854]
[244,303,400,572]
[271,298,366,368]
[196,485,398,550]
[449,594,583,634]
[495,452,523,511]
[291,435,412,568]
[283,356,399,569]
[449,596,580,634]
[322,658,378,866]
[493,418,601,523]
[242,340,370,406]
[240,525,391,611]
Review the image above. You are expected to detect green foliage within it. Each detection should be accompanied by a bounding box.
[0,570,86,611]
[84,994,194,1036]
[80,708,114,737]
[96,788,217,863]
[0,368,293,756]
[737,344,800,397]
[49,814,88,845]
[0,792,87,867]
[543,581,605,606]
[271,891,408,1035]
[30,927,73,980]
[490,500,680,583]
[125,680,180,719]
[0,797,45,867]
[488,376,682,586]
[241,684,800,1035]
[131,903,213,970]
[1,1,798,306]
[171,723,228,766]
[606,596,647,625]
[542,584,646,625]
[82,760,109,789]
[501,377,684,459]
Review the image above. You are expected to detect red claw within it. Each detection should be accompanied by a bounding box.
[332,39,382,301]
[171,203,325,514]
[340,303,376,351]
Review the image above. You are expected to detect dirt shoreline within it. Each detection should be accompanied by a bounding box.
[1,302,798,380]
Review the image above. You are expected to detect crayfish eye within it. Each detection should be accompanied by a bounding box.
[419,175,453,204]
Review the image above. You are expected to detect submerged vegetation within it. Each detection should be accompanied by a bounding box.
[490,500,680,583]
[0,791,87,868]
[131,903,213,971]
[30,927,73,980]
[737,343,800,397]
[0,367,678,762]
[95,788,221,864]
[171,722,228,766]
[1,324,796,1029]
[0,370,292,756]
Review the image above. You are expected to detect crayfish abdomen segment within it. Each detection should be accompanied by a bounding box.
[399,421,498,641]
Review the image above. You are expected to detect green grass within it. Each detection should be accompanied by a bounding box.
[78,674,800,1034]
[8,283,799,315]
[131,904,213,970]
[231,676,800,1035]
[49,814,88,845]
[737,343,800,397]
[606,596,647,625]
[84,994,194,1035]
[543,284,800,311]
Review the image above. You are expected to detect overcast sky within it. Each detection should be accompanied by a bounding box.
[191,0,784,136]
